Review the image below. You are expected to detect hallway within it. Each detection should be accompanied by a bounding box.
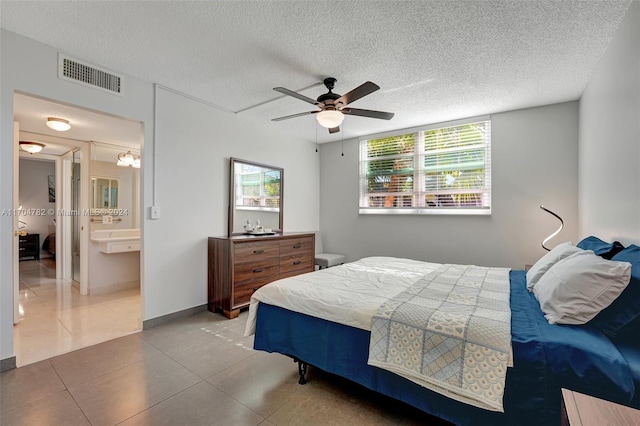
[15,259,140,367]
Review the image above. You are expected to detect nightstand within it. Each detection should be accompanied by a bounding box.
[19,233,40,261]
[561,388,640,425]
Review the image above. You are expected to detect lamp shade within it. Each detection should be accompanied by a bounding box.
[116,151,140,168]
[46,117,71,131]
[118,151,135,166]
[19,141,45,154]
[316,110,344,128]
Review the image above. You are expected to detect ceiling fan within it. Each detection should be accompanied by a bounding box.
[271,77,394,134]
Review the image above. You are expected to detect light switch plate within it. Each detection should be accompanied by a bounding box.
[150,206,161,219]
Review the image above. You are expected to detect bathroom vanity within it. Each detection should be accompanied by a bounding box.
[208,232,314,318]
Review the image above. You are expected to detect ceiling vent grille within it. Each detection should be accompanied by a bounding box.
[58,54,124,96]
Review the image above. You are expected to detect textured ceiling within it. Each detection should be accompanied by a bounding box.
[1,0,632,144]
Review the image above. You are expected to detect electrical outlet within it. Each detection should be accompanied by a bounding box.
[102,215,113,224]
[150,206,161,219]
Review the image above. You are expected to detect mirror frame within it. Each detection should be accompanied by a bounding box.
[228,157,284,236]
[91,176,119,212]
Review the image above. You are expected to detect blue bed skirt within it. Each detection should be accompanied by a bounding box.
[253,270,637,426]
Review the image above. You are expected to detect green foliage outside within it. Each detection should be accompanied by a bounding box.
[364,122,488,208]
[239,169,281,208]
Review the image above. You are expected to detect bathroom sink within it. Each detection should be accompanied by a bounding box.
[91,229,140,253]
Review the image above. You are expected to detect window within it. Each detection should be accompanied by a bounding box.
[234,164,281,211]
[359,118,491,215]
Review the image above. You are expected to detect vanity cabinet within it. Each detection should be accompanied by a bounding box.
[208,233,315,318]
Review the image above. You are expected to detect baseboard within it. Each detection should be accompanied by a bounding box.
[1,356,16,372]
[142,304,207,330]
[89,280,139,295]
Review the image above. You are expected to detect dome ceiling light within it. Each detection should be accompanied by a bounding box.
[46,117,71,131]
[19,141,45,154]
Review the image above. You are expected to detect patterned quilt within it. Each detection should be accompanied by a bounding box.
[368,264,512,412]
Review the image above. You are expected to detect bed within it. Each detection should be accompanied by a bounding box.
[42,232,56,258]
[245,251,640,426]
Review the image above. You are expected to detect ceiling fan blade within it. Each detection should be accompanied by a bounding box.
[342,108,394,120]
[274,87,320,106]
[271,110,319,122]
[328,126,340,134]
[335,81,380,107]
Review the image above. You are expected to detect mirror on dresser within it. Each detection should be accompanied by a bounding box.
[228,158,283,236]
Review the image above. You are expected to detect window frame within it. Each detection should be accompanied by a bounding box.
[234,166,281,213]
[359,116,491,216]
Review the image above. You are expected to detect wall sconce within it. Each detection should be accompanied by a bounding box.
[117,151,140,168]
[19,141,45,154]
[45,117,71,131]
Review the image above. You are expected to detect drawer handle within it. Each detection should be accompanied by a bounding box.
[253,267,265,273]
[293,260,301,265]
[253,249,265,254]
[293,244,301,249]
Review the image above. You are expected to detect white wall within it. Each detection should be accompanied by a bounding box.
[319,102,579,269]
[1,30,319,363]
[18,158,56,257]
[143,87,319,320]
[579,1,640,245]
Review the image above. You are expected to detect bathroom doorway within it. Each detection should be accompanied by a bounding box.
[13,92,144,366]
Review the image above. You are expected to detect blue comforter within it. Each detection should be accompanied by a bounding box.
[254,270,637,425]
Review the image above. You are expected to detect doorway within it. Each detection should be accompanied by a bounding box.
[13,92,144,367]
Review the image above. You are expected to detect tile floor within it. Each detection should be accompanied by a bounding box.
[1,309,452,426]
[14,259,141,367]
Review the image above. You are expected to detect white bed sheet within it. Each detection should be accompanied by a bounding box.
[244,256,441,336]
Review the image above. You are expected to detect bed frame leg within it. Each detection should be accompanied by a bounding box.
[294,358,307,384]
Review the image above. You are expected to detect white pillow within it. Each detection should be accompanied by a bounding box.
[532,250,631,325]
[526,242,582,291]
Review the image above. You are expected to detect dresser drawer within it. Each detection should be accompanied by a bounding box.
[233,276,274,307]
[279,237,314,257]
[234,258,279,284]
[19,242,38,251]
[234,240,280,262]
[280,254,314,278]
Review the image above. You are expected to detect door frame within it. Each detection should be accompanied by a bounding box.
[13,122,19,324]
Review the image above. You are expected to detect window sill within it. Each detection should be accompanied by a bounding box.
[358,208,491,216]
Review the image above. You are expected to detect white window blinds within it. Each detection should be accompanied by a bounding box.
[359,119,491,215]
[235,165,281,211]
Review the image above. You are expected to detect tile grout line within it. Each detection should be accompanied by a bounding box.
[48,358,94,425]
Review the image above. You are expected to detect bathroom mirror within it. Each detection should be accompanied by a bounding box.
[229,158,283,236]
[91,176,119,211]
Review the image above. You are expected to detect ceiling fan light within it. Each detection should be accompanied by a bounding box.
[132,156,141,168]
[316,110,344,128]
[19,141,45,154]
[116,158,128,167]
[46,117,71,131]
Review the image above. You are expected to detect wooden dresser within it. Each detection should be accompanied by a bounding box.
[19,233,40,261]
[208,232,315,318]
